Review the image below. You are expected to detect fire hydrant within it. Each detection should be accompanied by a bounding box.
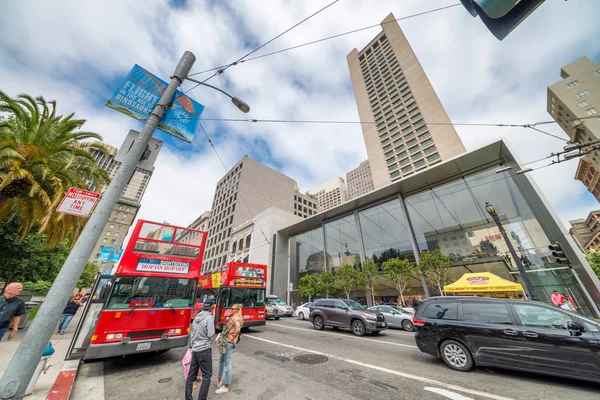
[25,343,55,395]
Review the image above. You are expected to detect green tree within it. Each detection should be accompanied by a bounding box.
[23,281,53,295]
[335,264,364,299]
[78,262,99,290]
[0,216,70,293]
[418,249,453,295]
[382,257,416,306]
[361,260,379,305]
[587,251,600,279]
[299,274,320,301]
[316,271,336,298]
[0,92,110,246]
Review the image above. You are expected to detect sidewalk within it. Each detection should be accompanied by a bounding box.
[0,312,82,400]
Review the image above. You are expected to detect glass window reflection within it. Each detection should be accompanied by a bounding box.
[359,199,414,266]
[292,228,325,274]
[324,215,360,269]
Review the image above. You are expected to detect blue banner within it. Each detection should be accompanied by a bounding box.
[109,248,123,262]
[98,246,123,262]
[106,64,205,143]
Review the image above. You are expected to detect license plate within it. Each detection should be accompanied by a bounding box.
[136,342,151,351]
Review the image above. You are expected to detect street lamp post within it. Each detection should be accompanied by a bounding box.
[485,202,539,301]
[184,77,250,113]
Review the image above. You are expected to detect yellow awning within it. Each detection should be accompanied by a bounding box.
[444,272,523,293]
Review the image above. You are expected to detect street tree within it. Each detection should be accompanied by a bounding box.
[382,257,415,306]
[299,274,320,301]
[418,249,453,296]
[335,264,364,299]
[587,251,600,279]
[317,271,336,298]
[0,92,110,246]
[361,260,379,305]
[78,262,100,290]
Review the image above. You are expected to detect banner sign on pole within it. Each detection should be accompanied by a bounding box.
[98,246,112,261]
[56,187,101,218]
[106,64,205,143]
[98,246,124,262]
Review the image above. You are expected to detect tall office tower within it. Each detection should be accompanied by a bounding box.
[547,56,600,195]
[307,177,347,212]
[201,156,317,272]
[347,13,465,189]
[87,130,162,263]
[346,160,375,200]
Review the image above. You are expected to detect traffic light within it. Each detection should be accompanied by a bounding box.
[548,243,570,264]
[460,0,546,40]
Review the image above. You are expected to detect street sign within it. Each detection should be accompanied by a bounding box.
[106,64,205,143]
[56,187,101,218]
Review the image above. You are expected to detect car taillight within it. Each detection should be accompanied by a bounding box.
[412,318,425,327]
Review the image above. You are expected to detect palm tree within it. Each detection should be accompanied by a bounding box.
[0,90,110,245]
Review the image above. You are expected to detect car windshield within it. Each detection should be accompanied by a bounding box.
[275,300,288,306]
[343,299,366,310]
[105,276,196,309]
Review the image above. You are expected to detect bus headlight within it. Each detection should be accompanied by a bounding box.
[168,328,182,335]
[106,333,124,340]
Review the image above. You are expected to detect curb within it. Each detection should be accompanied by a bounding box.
[46,360,79,400]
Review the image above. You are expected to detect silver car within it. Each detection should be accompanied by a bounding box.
[368,305,414,331]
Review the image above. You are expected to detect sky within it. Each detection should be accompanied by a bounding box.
[1,0,600,233]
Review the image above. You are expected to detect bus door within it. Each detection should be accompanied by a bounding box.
[66,274,115,360]
[214,287,230,329]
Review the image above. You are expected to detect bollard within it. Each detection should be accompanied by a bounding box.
[24,343,55,396]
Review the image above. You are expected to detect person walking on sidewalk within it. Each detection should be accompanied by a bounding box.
[216,304,244,394]
[58,296,81,335]
[185,299,215,400]
[0,282,25,342]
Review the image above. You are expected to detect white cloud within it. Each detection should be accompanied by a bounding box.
[1,0,599,233]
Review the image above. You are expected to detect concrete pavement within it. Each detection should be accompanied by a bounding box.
[85,317,599,400]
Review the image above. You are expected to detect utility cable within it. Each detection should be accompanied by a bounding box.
[187,3,461,78]
[186,0,341,93]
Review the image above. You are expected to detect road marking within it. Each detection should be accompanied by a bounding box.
[425,387,474,400]
[245,335,514,400]
[267,323,418,348]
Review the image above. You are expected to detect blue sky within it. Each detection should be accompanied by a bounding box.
[1,0,599,229]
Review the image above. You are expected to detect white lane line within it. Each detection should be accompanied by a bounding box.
[245,335,514,400]
[268,323,418,349]
[425,387,474,400]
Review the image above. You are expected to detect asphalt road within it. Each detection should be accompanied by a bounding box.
[99,317,599,400]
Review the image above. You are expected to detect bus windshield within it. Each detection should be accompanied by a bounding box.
[224,288,266,308]
[105,276,196,309]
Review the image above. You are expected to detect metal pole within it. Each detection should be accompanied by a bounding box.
[0,51,196,400]
[491,213,539,301]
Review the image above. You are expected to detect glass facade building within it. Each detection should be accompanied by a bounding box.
[273,141,600,318]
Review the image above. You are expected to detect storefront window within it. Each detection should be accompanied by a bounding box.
[292,228,325,274]
[359,198,414,266]
[324,214,361,269]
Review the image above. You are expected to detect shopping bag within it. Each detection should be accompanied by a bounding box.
[182,348,192,380]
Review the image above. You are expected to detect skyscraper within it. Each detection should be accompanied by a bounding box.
[307,177,347,212]
[547,56,600,196]
[346,160,375,200]
[201,156,316,272]
[87,130,162,264]
[347,13,465,189]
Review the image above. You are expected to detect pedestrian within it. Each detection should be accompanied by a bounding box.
[58,296,81,335]
[215,304,244,394]
[0,282,25,342]
[185,298,215,400]
[551,290,564,307]
[560,293,576,312]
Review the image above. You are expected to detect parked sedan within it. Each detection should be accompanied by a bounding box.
[293,302,313,320]
[369,305,415,331]
[265,304,280,320]
[414,296,600,383]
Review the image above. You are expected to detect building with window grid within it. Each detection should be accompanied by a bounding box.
[307,177,347,212]
[347,13,465,189]
[547,56,600,196]
[201,156,317,273]
[346,160,375,200]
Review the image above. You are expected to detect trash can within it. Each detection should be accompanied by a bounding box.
[25,343,55,396]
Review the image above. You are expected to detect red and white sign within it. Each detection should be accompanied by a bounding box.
[56,187,101,217]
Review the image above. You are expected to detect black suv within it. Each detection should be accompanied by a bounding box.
[413,296,600,383]
[309,299,387,336]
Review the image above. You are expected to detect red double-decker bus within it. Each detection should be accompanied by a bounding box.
[196,262,267,329]
[67,220,207,360]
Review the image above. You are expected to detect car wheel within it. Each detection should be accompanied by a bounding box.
[313,316,324,330]
[351,320,366,336]
[299,312,305,320]
[402,320,415,332]
[440,340,474,372]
